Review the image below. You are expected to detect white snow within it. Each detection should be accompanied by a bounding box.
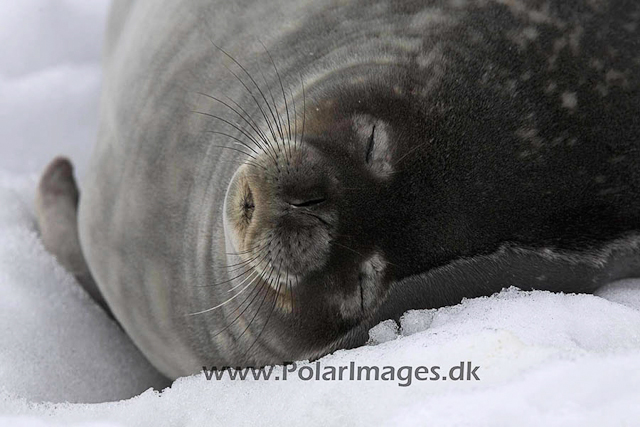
[0,1,639,426]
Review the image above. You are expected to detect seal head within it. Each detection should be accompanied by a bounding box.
[218,81,419,362]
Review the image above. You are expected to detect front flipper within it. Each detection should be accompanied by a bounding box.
[35,157,111,316]
[375,241,640,320]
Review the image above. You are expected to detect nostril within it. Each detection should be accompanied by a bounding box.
[289,197,326,208]
[242,185,255,222]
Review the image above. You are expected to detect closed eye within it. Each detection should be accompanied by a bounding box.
[365,125,375,164]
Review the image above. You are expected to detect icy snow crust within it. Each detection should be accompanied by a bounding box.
[1,1,639,426]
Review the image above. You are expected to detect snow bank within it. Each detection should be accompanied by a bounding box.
[1,1,639,426]
[1,283,639,426]
[0,173,168,404]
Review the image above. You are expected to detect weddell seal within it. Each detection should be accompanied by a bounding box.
[35,0,640,379]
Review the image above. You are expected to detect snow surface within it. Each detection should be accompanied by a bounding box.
[1,1,639,426]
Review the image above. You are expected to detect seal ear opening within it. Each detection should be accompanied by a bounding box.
[352,114,394,179]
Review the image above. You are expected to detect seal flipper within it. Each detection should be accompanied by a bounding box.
[35,157,112,317]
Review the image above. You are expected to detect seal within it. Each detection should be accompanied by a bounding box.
[35,0,640,379]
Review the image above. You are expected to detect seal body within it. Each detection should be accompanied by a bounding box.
[46,0,640,378]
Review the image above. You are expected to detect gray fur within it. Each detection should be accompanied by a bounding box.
[35,0,640,379]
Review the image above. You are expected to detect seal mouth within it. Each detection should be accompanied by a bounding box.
[288,197,327,208]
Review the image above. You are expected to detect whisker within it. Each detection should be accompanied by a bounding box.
[206,147,269,171]
[191,110,262,155]
[204,144,267,171]
[242,160,269,170]
[332,241,366,258]
[223,249,265,274]
[209,41,284,155]
[293,274,299,315]
[300,73,306,152]
[189,245,275,316]
[227,251,273,292]
[260,40,292,149]
[241,257,284,359]
[208,144,258,160]
[223,95,280,164]
[224,233,274,256]
[187,273,259,315]
[234,247,281,343]
[202,132,261,157]
[256,52,286,152]
[224,241,274,277]
[212,48,281,159]
[283,268,290,312]
[194,262,256,289]
[195,239,275,290]
[289,85,297,160]
[394,140,431,166]
[214,261,274,339]
[224,238,273,260]
[195,91,271,154]
[205,261,274,340]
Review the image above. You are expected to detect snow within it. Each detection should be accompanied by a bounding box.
[0,0,106,178]
[0,1,639,426]
[0,173,168,404]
